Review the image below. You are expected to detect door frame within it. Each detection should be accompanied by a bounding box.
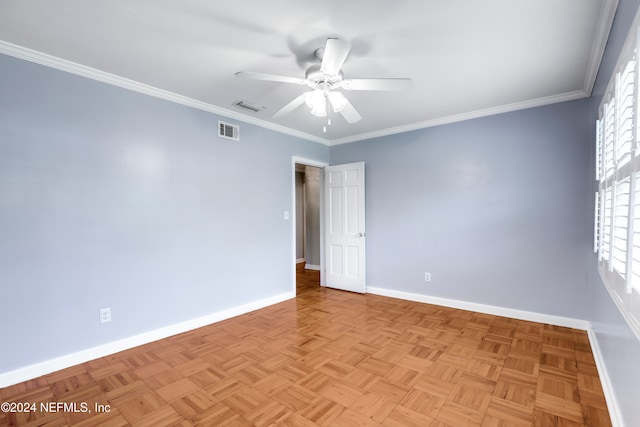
[292,156,329,293]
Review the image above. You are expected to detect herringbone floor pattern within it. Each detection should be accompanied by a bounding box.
[0,266,611,426]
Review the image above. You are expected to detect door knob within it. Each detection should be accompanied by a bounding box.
[356,232,365,237]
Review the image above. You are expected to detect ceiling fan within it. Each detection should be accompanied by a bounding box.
[235,38,413,126]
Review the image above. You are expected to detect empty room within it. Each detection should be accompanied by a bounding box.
[1,1,639,426]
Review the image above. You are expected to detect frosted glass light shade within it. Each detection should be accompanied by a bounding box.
[305,89,326,117]
[328,91,348,112]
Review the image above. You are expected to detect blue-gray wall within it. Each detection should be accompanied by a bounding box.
[331,99,592,319]
[588,0,640,425]
[329,1,640,424]
[2,3,640,422]
[0,53,329,373]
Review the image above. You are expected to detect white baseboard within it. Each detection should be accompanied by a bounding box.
[366,286,591,330]
[0,291,294,388]
[296,258,306,264]
[587,329,624,427]
[364,288,630,420]
[305,264,321,271]
[364,287,632,421]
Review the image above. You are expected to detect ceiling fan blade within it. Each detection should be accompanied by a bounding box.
[235,71,307,85]
[341,78,414,91]
[320,38,351,76]
[272,93,308,118]
[338,99,362,124]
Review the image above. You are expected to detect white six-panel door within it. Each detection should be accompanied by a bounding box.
[325,162,366,293]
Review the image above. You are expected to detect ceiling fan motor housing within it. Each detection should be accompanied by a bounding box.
[305,64,343,88]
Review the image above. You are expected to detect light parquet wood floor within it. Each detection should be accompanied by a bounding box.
[1,266,611,426]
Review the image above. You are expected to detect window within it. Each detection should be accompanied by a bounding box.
[595,22,640,340]
[601,187,612,262]
[612,178,630,276]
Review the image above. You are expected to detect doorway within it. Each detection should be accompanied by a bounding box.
[292,157,327,294]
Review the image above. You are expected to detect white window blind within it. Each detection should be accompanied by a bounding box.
[602,187,613,262]
[604,100,616,179]
[613,178,630,276]
[617,56,635,167]
[595,30,640,339]
[595,192,601,253]
[596,120,603,181]
[631,173,640,291]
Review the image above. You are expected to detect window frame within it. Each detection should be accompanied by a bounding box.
[596,16,640,341]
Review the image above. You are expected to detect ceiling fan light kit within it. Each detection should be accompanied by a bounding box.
[305,89,327,117]
[235,38,413,127]
[328,91,348,113]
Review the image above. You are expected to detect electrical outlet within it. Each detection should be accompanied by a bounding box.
[424,272,432,282]
[100,308,111,323]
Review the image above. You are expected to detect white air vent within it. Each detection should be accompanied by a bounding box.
[233,100,265,113]
[218,121,239,141]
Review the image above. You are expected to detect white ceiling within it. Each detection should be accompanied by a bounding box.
[0,0,617,145]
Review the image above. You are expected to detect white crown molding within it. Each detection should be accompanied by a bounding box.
[328,0,618,146]
[0,12,612,148]
[366,286,591,330]
[329,89,588,146]
[0,291,294,388]
[584,0,619,95]
[0,40,331,146]
[367,284,623,425]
